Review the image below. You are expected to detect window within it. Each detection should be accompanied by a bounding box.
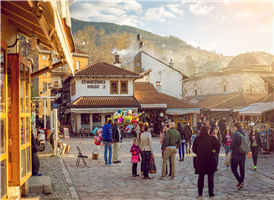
[224,85,227,92]
[42,82,47,92]
[264,83,268,93]
[42,55,47,60]
[71,82,76,96]
[110,81,118,94]
[81,114,90,125]
[76,61,80,70]
[42,66,47,76]
[120,81,128,94]
[195,90,197,95]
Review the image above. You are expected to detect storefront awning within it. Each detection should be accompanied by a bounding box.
[65,107,139,114]
[140,104,167,109]
[166,108,200,115]
[210,108,230,112]
[239,102,274,116]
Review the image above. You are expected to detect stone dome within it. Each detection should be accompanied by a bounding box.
[198,60,225,73]
[227,53,268,68]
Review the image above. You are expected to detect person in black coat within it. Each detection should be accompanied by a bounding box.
[31,132,41,176]
[183,122,193,154]
[192,126,220,197]
[249,126,262,170]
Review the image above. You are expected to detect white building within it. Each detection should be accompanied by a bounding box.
[63,61,141,133]
[134,51,187,99]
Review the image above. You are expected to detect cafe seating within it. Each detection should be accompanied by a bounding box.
[76,146,88,167]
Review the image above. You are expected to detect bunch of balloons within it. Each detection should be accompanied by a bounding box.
[94,127,103,146]
[113,109,143,125]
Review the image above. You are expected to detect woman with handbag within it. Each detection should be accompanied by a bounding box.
[192,126,220,197]
[140,123,154,179]
[130,138,140,177]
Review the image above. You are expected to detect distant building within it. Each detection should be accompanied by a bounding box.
[134,51,188,99]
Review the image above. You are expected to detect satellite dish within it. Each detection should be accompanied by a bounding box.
[137,63,140,66]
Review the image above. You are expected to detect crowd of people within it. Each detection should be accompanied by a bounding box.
[100,116,267,198]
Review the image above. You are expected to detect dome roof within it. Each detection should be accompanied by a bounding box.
[227,53,268,68]
[198,60,225,73]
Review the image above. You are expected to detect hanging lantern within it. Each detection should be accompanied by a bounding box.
[31,28,37,50]
[48,54,53,69]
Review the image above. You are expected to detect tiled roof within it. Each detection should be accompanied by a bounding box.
[227,53,268,68]
[75,62,140,76]
[159,93,198,109]
[261,76,274,88]
[194,93,238,109]
[262,93,274,103]
[134,83,166,106]
[212,94,248,108]
[198,60,226,73]
[66,96,139,109]
[244,94,269,104]
[75,49,87,55]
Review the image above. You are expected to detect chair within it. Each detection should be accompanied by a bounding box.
[79,129,84,138]
[76,146,88,167]
[84,129,90,138]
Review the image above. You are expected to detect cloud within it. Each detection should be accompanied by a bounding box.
[189,2,214,15]
[166,3,185,17]
[70,1,144,27]
[168,21,184,29]
[144,5,177,22]
[198,24,210,31]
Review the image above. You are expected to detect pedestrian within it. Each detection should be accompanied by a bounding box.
[161,125,172,176]
[32,131,42,176]
[139,121,145,174]
[50,129,67,155]
[211,127,222,167]
[192,126,220,197]
[249,126,262,170]
[222,125,233,167]
[230,122,246,190]
[130,138,140,177]
[160,122,181,180]
[140,123,153,179]
[220,119,226,136]
[204,119,211,131]
[133,121,140,141]
[112,118,121,164]
[210,120,218,135]
[177,123,186,161]
[183,122,193,154]
[102,119,114,166]
[197,119,203,132]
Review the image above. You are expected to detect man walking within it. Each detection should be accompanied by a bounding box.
[112,118,121,163]
[210,120,218,135]
[160,122,181,180]
[183,122,193,154]
[102,119,114,166]
[230,122,246,189]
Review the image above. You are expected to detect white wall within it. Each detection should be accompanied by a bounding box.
[141,53,183,98]
[70,78,134,101]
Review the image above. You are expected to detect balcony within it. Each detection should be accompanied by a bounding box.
[49,82,63,90]
[50,66,71,74]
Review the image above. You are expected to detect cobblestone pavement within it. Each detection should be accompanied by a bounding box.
[23,143,78,200]
[61,137,274,200]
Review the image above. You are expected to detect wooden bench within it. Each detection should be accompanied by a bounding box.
[76,146,88,167]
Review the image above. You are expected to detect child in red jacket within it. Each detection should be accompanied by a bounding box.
[130,138,140,177]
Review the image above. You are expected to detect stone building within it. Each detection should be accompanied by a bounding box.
[184,53,274,96]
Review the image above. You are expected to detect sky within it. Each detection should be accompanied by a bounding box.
[70,0,274,56]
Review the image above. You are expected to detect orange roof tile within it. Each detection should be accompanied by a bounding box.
[159,93,198,109]
[196,93,238,109]
[262,93,274,103]
[66,96,139,109]
[134,83,166,106]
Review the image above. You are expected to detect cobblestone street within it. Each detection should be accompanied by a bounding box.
[60,137,274,200]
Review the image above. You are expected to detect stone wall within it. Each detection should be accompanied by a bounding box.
[184,71,270,96]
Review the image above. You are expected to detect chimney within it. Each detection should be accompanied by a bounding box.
[113,52,121,68]
[156,81,161,93]
[169,58,174,68]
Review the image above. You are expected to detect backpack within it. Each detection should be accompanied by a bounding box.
[235,131,250,154]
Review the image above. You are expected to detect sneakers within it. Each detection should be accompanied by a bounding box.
[169,177,174,180]
[160,176,167,180]
[237,182,244,190]
[108,164,115,166]
[117,161,121,163]
[254,166,257,170]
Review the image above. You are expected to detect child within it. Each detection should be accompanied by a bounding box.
[130,138,140,177]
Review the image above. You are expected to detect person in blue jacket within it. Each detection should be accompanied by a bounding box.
[102,119,114,166]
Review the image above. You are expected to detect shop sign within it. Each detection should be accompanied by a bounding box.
[82,80,106,89]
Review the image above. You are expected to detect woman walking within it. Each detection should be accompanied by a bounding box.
[140,123,154,179]
[192,126,220,197]
[222,125,233,167]
[177,123,186,161]
[249,126,262,170]
[212,127,222,167]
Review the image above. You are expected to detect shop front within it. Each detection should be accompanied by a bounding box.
[166,109,200,129]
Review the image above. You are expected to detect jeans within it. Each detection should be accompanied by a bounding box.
[103,141,113,165]
[132,163,138,175]
[162,148,177,178]
[141,151,151,178]
[198,174,214,196]
[251,146,259,166]
[179,142,185,159]
[185,139,192,153]
[231,157,246,183]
